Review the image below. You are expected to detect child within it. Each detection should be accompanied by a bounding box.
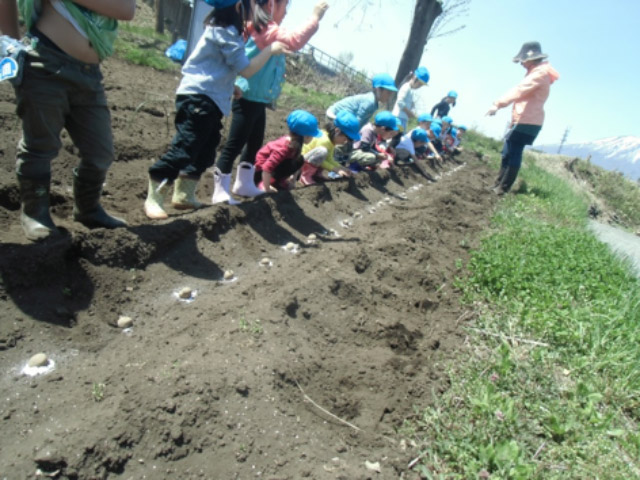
[413,115,442,163]
[443,127,458,154]
[326,73,398,128]
[394,128,429,165]
[427,123,443,155]
[392,66,430,131]
[439,115,453,144]
[1,0,135,240]
[144,0,289,219]
[212,0,329,204]
[299,111,360,185]
[350,111,398,169]
[431,90,457,119]
[254,110,321,191]
[453,125,467,152]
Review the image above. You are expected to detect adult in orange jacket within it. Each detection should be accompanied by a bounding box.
[487,41,560,194]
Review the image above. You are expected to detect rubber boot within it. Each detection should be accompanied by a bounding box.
[232,162,264,198]
[494,166,520,195]
[300,163,321,186]
[489,166,506,190]
[72,169,127,228]
[17,176,58,241]
[145,178,169,219]
[211,167,240,205]
[171,175,203,210]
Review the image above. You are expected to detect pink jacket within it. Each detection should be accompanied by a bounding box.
[494,62,560,126]
[248,8,319,51]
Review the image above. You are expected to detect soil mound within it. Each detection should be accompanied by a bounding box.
[0,58,498,479]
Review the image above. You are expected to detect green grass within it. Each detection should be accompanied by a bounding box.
[114,23,180,71]
[571,158,640,229]
[403,135,640,479]
[280,83,340,111]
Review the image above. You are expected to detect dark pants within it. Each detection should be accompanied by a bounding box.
[497,124,541,190]
[216,98,267,174]
[255,156,303,190]
[149,94,222,182]
[14,42,113,181]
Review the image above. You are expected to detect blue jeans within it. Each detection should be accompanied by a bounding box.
[500,125,541,170]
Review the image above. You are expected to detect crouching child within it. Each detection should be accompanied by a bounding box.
[254,110,321,192]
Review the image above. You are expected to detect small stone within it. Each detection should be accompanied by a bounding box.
[285,242,296,251]
[307,233,317,241]
[223,270,235,281]
[117,316,133,329]
[353,211,362,218]
[178,287,192,299]
[260,257,271,266]
[28,353,48,368]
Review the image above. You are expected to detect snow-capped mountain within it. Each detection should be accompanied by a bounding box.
[535,136,640,181]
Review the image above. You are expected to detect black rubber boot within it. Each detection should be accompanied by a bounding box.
[17,176,58,241]
[72,169,127,229]
[494,166,520,195]
[490,166,506,190]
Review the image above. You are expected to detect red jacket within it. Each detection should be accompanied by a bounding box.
[255,136,297,174]
[494,62,560,126]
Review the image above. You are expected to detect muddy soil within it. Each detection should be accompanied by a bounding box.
[0,57,498,479]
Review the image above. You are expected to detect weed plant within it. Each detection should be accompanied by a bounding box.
[404,139,640,479]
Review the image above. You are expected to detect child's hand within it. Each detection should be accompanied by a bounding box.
[270,41,292,56]
[338,168,351,178]
[486,105,498,116]
[313,2,329,21]
[233,85,243,99]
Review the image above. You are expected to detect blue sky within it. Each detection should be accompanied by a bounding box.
[282,0,640,145]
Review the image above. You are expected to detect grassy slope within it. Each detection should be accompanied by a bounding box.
[404,140,640,479]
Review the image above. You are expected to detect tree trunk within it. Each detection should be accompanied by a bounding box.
[395,0,443,86]
[155,0,165,35]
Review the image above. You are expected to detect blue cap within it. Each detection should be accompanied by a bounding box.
[448,90,458,98]
[374,111,398,130]
[372,73,398,92]
[442,116,453,124]
[417,113,433,123]
[395,118,404,131]
[415,66,430,84]
[411,128,428,143]
[204,0,239,7]
[287,110,322,138]
[334,111,361,141]
[430,124,442,138]
[457,124,467,131]
[450,128,458,138]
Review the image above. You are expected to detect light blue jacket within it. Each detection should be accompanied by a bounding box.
[326,92,378,128]
[235,38,286,104]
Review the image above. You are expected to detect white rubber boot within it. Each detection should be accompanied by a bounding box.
[232,162,265,198]
[211,168,240,205]
[172,176,204,210]
[144,178,169,219]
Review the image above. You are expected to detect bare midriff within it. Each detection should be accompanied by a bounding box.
[36,0,100,64]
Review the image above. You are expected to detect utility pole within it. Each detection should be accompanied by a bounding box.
[558,127,570,154]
